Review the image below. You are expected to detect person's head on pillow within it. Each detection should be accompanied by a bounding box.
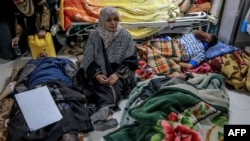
[194,30,218,48]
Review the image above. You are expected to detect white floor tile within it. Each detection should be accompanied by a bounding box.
[228,89,250,111]
[228,110,250,124]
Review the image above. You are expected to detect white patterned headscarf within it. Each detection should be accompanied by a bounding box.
[97,7,122,48]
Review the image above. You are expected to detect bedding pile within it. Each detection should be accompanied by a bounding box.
[59,0,182,39]
[134,37,250,92]
[1,37,249,141]
[105,73,229,141]
[0,57,93,141]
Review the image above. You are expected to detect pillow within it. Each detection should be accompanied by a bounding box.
[205,41,241,60]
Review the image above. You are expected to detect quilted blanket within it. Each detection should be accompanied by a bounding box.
[104,73,229,141]
[59,0,181,39]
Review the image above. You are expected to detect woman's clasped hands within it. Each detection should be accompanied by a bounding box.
[96,73,119,85]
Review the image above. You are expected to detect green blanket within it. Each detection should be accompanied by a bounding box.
[104,73,229,141]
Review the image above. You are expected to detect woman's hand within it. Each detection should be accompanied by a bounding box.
[11,37,20,48]
[108,73,119,85]
[38,29,46,38]
[96,74,109,85]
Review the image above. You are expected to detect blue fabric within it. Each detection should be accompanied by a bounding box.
[189,59,198,68]
[205,41,241,60]
[201,40,209,50]
[241,20,248,32]
[26,57,75,89]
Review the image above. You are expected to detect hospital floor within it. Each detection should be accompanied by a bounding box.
[1,54,250,141]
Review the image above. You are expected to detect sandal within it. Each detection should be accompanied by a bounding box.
[92,119,118,131]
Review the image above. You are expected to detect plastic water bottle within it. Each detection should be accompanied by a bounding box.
[50,24,59,36]
[241,8,250,32]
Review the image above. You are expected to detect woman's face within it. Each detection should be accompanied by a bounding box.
[104,14,119,32]
[13,0,25,4]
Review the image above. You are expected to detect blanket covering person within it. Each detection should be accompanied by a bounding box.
[5,57,93,141]
[104,73,229,141]
[59,0,182,39]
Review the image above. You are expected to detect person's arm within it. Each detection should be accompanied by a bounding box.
[87,62,102,79]
[179,62,194,69]
[115,50,138,76]
[15,14,23,37]
[179,0,192,15]
[11,13,23,47]
[82,32,103,82]
[38,1,50,38]
[0,81,17,101]
[107,50,138,85]
[39,1,50,31]
[115,33,138,76]
[108,30,138,85]
[180,51,205,69]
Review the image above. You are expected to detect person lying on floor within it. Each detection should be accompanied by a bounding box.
[0,56,93,141]
[177,30,218,69]
[81,7,138,131]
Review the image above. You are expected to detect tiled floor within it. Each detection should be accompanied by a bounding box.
[227,89,250,124]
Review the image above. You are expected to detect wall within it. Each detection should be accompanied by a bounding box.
[218,0,250,49]
[218,0,241,45]
[233,1,250,49]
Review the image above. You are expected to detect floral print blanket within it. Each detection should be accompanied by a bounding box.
[104,73,229,141]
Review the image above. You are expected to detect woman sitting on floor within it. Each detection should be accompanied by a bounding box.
[81,7,138,131]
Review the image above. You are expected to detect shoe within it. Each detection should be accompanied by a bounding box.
[92,119,118,131]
